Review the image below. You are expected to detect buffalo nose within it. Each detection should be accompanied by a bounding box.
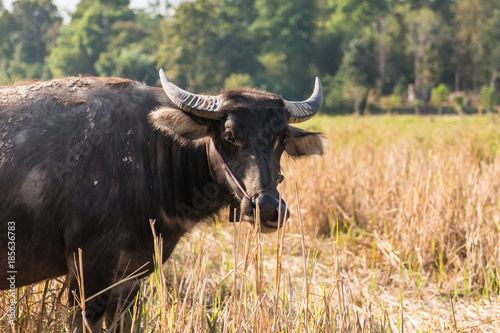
[254,194,290,225]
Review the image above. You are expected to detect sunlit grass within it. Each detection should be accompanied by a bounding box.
[2,114,500,332]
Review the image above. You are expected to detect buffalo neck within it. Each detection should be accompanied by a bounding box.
[153,133,230,225]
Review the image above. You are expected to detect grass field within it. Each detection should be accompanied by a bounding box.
[2,115,500,332]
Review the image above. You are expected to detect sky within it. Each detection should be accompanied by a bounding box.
[3,0,183,22]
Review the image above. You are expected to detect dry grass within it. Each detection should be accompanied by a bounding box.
[1,115,500,332]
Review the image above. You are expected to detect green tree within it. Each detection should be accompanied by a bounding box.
[454,0,500,89]
[48,0,134,77]
[2,0,61,82]
[250,0,317,98]
[479,85,496,114]
[157,0,261,92]
[373,11,403,100]
[404,6,449,99]
[95,20,156,82]
[478,8,500,86]
[327,33,377,115]
[0,5,13,83]
[224,73,253,89]
[319,0,401,104]
[324,0,388,40]
[157,0,224,91]
[431,83,451,115]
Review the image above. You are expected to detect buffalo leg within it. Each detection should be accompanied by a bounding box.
[66,251,119,333]
[103,279,141,332]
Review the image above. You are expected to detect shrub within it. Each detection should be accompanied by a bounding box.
[431,83,450,115]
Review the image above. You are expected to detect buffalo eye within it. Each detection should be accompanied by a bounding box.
[277,173,285,185]
[279,135,288,146]
[224,131,236,145]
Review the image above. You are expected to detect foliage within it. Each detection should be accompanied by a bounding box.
[431,83,451,115]
[224,73,253,89]
[1,0,500,113]
[47,0,134,77]
[94,20,157,82]
[324,0,388,40]
[452,95,464,114]
[478,85,497,114]
[250,0,317,97]
[389,93,402,109]
[479,8,500,85]
[392,76,408,96]
[0,0,61,83]
[403,6,449,95]
[324,33,376,114]
[156,0,261,92]
[413,97,423,114]
[379,94,401,113]
[454,0,500,89]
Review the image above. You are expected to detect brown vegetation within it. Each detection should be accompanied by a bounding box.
[1,115,500,332]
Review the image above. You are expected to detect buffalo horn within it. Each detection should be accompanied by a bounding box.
[284,77,323,123]
[159,68,224,119]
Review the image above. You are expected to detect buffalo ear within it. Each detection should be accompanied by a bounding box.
[285,126,324,157]
[150,107,212,140]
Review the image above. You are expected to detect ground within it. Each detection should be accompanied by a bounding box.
[1,114,500,332]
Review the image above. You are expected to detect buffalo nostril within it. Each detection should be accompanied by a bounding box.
[276,203,290,223]
[255,194,290,226]
[255,194,279,220]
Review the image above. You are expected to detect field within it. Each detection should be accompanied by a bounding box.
[2,115,500,332]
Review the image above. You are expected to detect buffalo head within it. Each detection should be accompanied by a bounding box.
[150,69,323,231]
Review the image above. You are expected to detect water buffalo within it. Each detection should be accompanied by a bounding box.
[0,69,323,331]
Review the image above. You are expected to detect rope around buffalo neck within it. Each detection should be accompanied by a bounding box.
[209,138,252,201]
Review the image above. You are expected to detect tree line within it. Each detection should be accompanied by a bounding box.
[1,0,499,114]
